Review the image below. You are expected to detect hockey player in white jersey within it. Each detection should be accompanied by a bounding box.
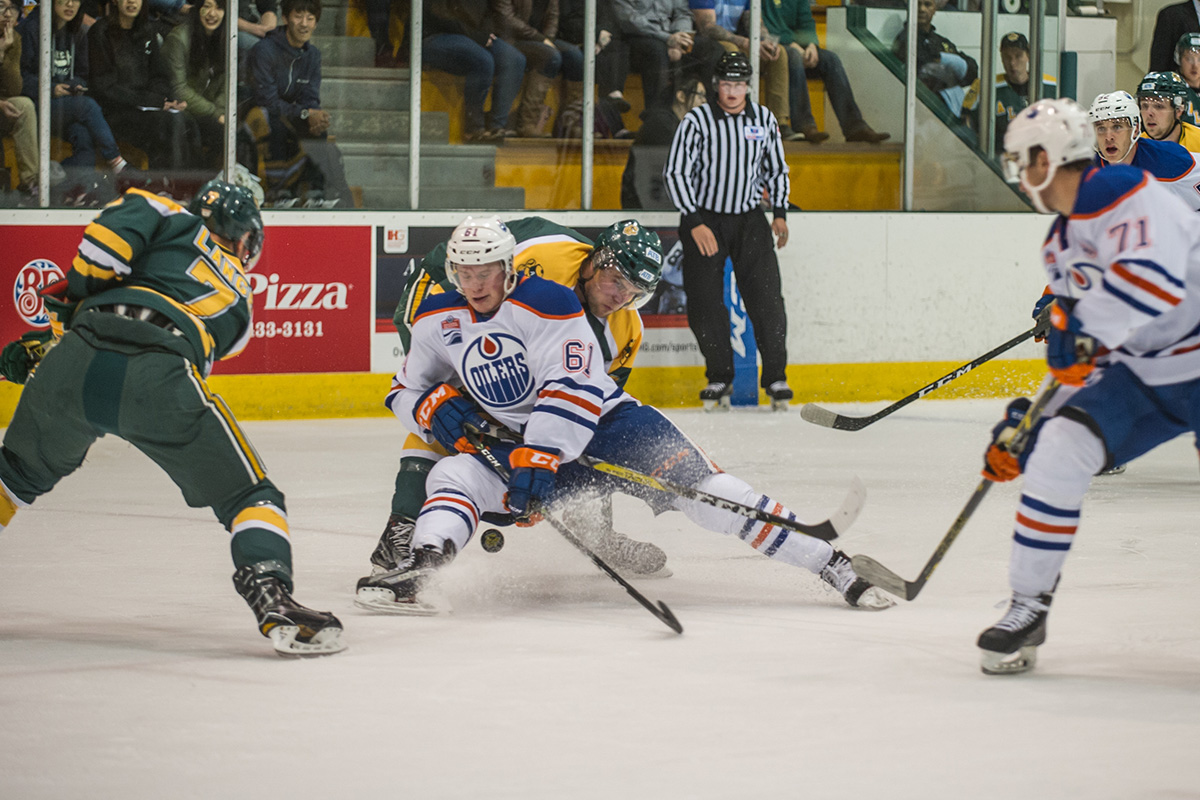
[979,98,1200,674]
[355,218,892,615]
[1089,90,1200,211]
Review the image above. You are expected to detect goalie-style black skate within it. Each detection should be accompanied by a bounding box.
[354,544,453,615]
[700,382,732,412]
[819,550,895,610]
[233,563,346,657]
[978,591,1053,675]
[370,514,415,571]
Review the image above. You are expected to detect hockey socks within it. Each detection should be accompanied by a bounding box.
[679,473,834,572]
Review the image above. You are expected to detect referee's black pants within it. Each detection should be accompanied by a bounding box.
[680,209,789,389]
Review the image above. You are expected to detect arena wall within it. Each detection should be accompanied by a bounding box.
[1,210,1051,423]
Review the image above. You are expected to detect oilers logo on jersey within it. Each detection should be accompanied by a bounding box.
[461,333,534,408]
[1067,263,1103,291]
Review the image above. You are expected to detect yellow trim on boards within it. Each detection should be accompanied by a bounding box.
[0,360,1046,425]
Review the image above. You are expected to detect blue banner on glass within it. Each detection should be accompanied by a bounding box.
[724,259,758,406]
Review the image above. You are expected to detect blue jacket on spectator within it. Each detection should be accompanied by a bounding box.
[18,11,89,100]
[248,26,321,125]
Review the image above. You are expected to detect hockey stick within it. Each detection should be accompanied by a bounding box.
[800,319,1048,432]
[850,379,1062,601]
[466,434,684,635]
[578,455,864,542]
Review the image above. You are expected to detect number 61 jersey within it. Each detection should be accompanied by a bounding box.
[387,274,631,463]
[1043,165,1200,386]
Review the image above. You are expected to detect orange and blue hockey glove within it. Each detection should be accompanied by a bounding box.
[982,397,1037,482]
[1045,300,1097,386]
[414,383,487,453]
[505,446,561,525]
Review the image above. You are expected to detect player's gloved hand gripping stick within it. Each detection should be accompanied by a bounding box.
[464,430,684,635]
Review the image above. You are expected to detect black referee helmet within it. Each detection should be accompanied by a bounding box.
[714,51,753,85]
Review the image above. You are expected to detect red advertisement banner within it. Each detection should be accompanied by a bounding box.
[2,223,371,375]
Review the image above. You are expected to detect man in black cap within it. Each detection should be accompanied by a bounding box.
[993,31,1057,152]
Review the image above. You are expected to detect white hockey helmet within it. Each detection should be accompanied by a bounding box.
[445,216,519,295]
[1088,90,1141,162]
[1002,98,1094,214]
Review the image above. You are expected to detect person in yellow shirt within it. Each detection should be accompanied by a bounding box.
[1137,71,1200,152]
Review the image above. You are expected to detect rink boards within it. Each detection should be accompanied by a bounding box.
[1,210,1050,422]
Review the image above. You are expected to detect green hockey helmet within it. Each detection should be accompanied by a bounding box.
[190,179,265,269]
[1175,32,1200,65]
[1137,71,1188,109]
[592,220,663,309]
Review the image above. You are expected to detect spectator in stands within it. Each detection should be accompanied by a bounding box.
[237,0,278,68]
[1149,0,1199,74]
[1137,70,1200,151]
[367,0,411,67]
[621,75,705,208]
[892,0,976,119]
[424,0,525,141]
[599,0,694,114]
[1177,33,1200,124]
[20,0,129,200]
[162,0,229,168]
[990,31,1055,152]
[762,0,888,143]
[689,0,784,84]
[492,0,584,138]
[246,0,353,206]
[0,0,37,202]
[89,0,199,173]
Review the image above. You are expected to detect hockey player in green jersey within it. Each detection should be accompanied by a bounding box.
[362,216,671,595]
[0,181,345,657]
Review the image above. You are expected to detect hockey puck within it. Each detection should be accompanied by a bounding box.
[480,528,505,553]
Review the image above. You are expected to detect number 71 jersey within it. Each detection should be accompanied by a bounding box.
[390,275,630,462]
[1043,165,1200,386]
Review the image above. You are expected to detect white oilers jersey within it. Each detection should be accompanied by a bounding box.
[388,275,631,462]
[1042,165,1200,385]
[1096,137,1200,212]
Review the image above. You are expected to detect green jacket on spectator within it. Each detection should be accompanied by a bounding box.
[760,0,818,49]
[160,22,226,122]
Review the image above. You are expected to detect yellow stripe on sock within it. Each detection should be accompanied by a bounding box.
[232,505,289,538]
[0,490,17,529]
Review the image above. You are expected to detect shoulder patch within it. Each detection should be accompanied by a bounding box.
[507,275,584,319]
[413,290,470,322]
[1072,165,1148,219]
[1133,137,1196,182]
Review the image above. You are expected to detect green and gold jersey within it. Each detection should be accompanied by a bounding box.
[993,75,1057,150]
[68,188,254,375]
[1182,86,1199,126]
[394,216,643,389]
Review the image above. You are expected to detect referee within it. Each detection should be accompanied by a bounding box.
[663,50,793,410]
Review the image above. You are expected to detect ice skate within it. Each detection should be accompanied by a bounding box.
[592,529,671,577]
[700,382,732,411]
[978,591,1053,675]
[766,381,793,411]
[233,563,346,657]
[561,495,670,577]
[1098,464,1126,476]
[819,550,895,610]
[369,514,415,571]
[354,545,451,615]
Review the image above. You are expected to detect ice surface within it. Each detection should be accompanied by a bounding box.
[2,400,1198,799]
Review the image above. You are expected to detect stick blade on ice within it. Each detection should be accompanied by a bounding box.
[832,476,868,536]
[850,554,910,600]
[800,403,840,428]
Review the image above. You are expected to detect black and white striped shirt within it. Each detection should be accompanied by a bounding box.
[663,99,790,225]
